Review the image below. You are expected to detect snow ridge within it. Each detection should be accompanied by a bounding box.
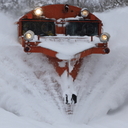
[1,7,128,128]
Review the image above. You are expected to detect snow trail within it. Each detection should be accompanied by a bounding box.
[1,7,128,128]
[72,7,128,123]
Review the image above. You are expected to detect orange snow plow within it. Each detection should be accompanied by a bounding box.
[17,4,110,87]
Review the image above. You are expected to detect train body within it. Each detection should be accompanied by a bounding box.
[17,4,110,104]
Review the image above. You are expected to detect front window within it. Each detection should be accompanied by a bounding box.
[66,20,99,36]
[22,19,55,36]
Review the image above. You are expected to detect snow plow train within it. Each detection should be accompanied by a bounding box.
[17,4,110,105]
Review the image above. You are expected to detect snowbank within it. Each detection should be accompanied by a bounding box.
[0,6,128,128]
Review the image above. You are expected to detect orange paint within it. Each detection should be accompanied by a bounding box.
[17,4,110,80]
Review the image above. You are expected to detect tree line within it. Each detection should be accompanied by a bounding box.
[0,0,128,16]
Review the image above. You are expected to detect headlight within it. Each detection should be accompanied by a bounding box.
[81,8,90,17]
[100,32,110,43]
[34,7,43,16]
[24,30,34,41]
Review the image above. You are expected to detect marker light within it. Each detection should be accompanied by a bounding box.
[100,32,110,43]
[34,7,43,16]
[81,8,90,17]
[24,30,34,41]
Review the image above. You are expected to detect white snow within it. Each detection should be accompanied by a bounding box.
[0,6,128,128]
[38,36,96,60]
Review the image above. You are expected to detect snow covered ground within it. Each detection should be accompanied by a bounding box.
[0,6,128,128]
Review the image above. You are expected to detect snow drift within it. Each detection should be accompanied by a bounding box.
[0,6,128,128]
